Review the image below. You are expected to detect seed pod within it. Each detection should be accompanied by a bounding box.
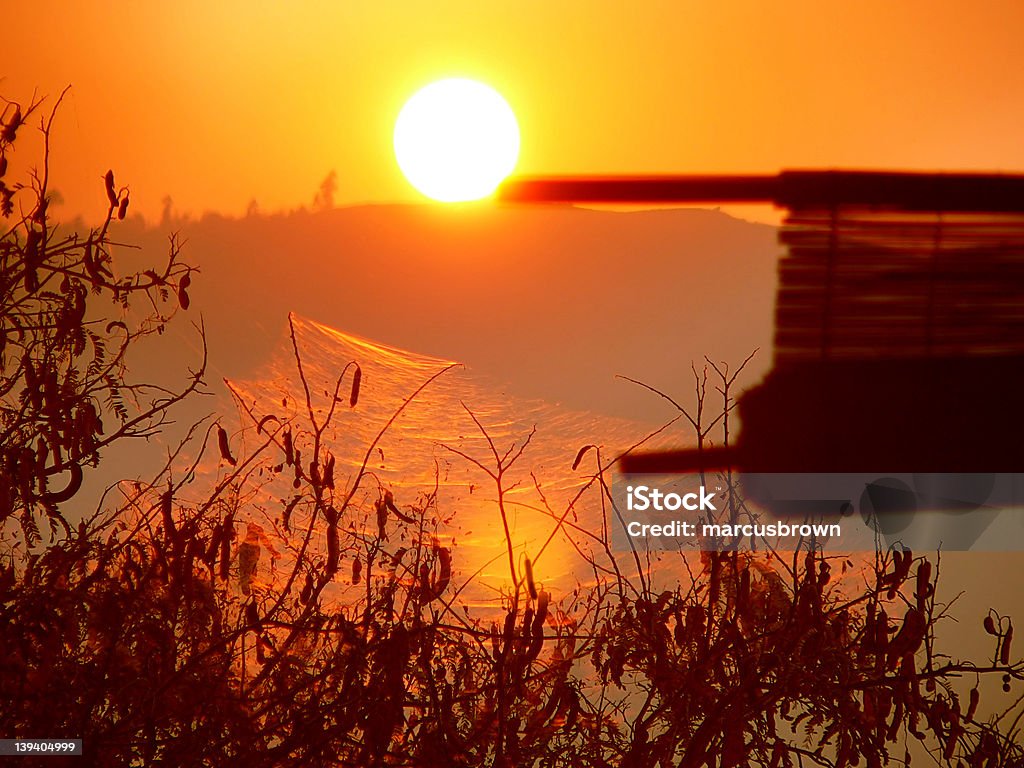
[524,557,537,600]
[349,364,361,407]
[351,555,362,585]
[899,549,913,579]
[104,170,117,207]
[1000,623,1013,665]
[526,615,544,661]
[245,600,260,629]
[984,615,997,635]
[283,430,294,465]
[1,106,21,143]
[916,561,932,611]
[326,522,339,579]
[160,487,176,540]
[323,453,335,489]
[117,194,129,220]
[967,687,980,721]
[376,499,388,540]
[177,282,190,310]
[535,589,550,626]
[571,444,595,471]
[216,426,237,466]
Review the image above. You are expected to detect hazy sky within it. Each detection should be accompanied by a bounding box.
[6,1,1024,222]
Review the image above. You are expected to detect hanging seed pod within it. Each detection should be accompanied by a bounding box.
[349,364,361,407]
[984,615,997,635]
[376,499,388,540]
[571,444,595,471]
[326,522,339,579]
[535,589,550,626]
[524,557,537,600]
[503,608,516,645]
[104,170,117,208]
[526,616,544,662]
[216,426,237,466]
[1,106,21,143]
[323,453,335,489]
[160,487,176,542]
[177,276,190,310]
[283,429,294,466]
[915,561,932,611]
[943,725,959,761]
[245,600,260,629]
[899,549,913,580]
[351,555,362,585]
[966,687,980,721]
[117,194,129,220]
[1000,622,1013,665]
[204,523,223,568]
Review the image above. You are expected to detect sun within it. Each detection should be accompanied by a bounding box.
[394,78,520,202]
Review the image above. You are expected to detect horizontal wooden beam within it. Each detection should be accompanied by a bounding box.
[499,171,1024,212]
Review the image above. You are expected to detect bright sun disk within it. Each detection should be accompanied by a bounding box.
[394,78,520,203]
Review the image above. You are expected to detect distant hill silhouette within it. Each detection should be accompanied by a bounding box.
[119,203,778,424]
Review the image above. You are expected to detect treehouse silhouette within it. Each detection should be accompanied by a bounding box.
[500,171,1024,479]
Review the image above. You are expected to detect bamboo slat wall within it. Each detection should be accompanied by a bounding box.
[774,209,1024,363]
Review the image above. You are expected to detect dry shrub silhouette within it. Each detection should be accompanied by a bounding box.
[2,92,1023,767]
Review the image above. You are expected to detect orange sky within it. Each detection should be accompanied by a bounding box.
[6,1,1024,222]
